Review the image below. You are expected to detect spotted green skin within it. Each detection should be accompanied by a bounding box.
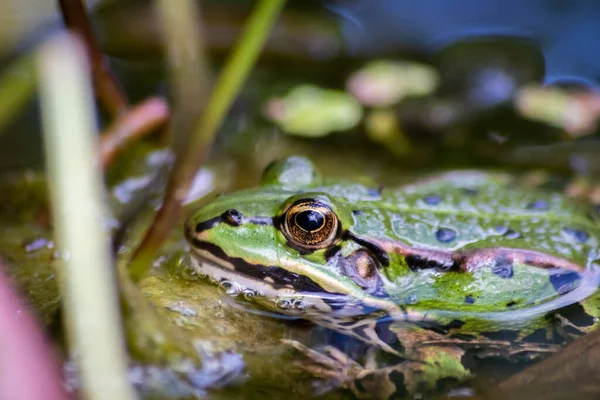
[185,157,600,397]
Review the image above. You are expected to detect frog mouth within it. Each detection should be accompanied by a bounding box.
[189,239,328,291]
[187,240,358,315]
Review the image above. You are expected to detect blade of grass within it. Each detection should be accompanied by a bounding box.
[38,32,137,400]
[129,0,287,281]
[156,0,211,150]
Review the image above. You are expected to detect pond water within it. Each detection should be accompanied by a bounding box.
[2,1,600,399]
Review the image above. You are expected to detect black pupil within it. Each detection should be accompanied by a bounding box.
[295,210,324,232]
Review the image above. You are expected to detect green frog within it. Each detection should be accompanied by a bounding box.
[184,156,600,399]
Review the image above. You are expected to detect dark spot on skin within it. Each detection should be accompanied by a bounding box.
[506,300,517,307]
[352,209,363,216]
[562,227,589,243]
[491,256,514,279]
[503,229,521,239]
[555,303,595,327]
[222,209,243,226]
[461,188,478,196]
[415,319,465,335]
[405,255,452,271]
[465,295,475,304]
[324,245,341,261]
[549,271,581,294]
[423,319,466,335]
[526,200,550,211]
[435,228,457,243]
[423,195,441,205]
[446,320,466,330]
[389,371,407,399]
[480,329,519,341]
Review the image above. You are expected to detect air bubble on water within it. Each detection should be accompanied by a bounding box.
[242,288,257,301]
[276,299,292,310]
[219,280,241,296]
[293,299,308,311]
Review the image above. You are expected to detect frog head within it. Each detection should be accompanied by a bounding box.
[184,157,399,317]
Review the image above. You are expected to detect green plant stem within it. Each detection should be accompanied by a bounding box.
[0,55,36,136]
[129,0,286,281]
[37,32,137,400]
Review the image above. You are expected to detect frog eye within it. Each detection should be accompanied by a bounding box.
[282,199,339,250]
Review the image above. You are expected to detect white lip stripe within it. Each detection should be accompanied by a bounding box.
[188,253,335,314]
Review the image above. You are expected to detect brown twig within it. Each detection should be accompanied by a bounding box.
[58,0,128,116]
[100,97,170,168]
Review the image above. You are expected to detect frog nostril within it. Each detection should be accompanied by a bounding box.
[222,209,244,226]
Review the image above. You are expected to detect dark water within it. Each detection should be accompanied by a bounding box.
[329,0,600,88]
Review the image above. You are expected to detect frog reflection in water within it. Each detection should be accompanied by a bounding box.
[185,157,600,399]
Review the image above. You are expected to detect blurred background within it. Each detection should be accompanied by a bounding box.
[2,1,600,399]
